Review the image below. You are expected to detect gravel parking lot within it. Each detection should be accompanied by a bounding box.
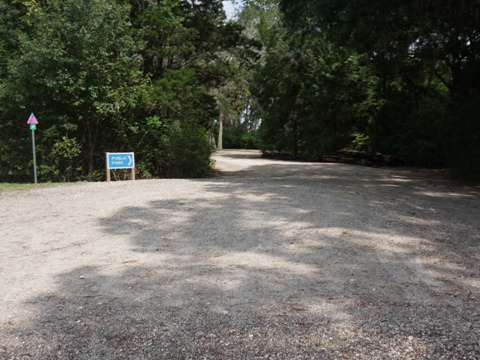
[1,150,479,359]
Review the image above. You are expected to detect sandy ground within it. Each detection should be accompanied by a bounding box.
[0,149,479,359]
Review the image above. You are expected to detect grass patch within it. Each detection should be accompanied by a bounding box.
[0,183,56,193]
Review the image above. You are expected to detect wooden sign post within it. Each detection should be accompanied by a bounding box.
[105,152,135,182]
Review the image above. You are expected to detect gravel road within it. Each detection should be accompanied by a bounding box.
[1,149,479,359]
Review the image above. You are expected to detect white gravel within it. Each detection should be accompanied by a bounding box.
[1,149,479,359]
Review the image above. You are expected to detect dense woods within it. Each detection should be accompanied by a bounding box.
[0,0,479,182]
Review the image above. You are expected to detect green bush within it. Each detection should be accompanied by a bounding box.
[38,136,82,182]
[370,87,449,168]
[223,127,260,150]
[134,118,212,179]
[242,132,259,149]
[349,132,370,152]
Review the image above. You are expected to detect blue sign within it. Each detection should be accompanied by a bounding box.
[107,152,135,169]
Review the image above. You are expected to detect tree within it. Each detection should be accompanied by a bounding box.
[4,0,142,178]
[0,0,261,181]
[210,72,250,149]
[247,2,378,158]
[0,0,33,181]
[279,0,480,178]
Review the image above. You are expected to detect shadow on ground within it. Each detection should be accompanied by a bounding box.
[3,155,480,359]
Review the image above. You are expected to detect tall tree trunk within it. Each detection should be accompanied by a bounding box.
[209,120,217,149]
[217,115,223,150]
[243,104,250,132]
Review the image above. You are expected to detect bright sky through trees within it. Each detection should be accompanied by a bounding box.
[222,0,243,19]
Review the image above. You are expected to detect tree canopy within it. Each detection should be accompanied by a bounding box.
[0,0,478,181]
[0,0,252,181]
[275,0,480,177]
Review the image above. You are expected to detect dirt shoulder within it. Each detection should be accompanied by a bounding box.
[1,149,479,359]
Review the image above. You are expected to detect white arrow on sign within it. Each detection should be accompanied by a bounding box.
[128,156,133,166]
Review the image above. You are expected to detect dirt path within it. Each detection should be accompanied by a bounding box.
[1,149,479,359]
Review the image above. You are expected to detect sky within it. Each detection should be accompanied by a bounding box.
[222,0,243,19]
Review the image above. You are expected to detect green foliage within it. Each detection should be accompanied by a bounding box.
[374,104,448,167]
[1,0,143,180]
[133,117,213,178]
[223,126,259,149]
[38,136,82,182]
[99,66,216,179]
[242,132,260,149]
[4,0,475,182]
[370,79,451,168]
[349,132,370,152]
[252,25,379,159]
[124,0,246,177]
[0,0,254,182]
[278,0,480,179]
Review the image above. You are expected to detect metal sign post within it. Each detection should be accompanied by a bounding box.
[27,113,39,184]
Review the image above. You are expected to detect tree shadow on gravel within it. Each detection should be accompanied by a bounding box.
[3,159,480,359]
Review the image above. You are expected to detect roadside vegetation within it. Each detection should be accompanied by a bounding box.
[1,0,478,182]
[0,182,55,192]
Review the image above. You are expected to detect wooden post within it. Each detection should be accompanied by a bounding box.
[106,152,111,182]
